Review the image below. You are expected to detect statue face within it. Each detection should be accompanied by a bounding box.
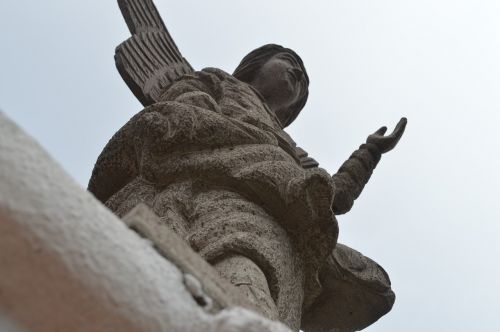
[251,53,306,115]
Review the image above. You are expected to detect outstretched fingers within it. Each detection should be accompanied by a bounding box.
[389,117,407,138]
[373,126,388,136]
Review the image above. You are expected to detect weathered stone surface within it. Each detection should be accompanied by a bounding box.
[89,68,337,330]
[122,203,270,318]
[87,1,407,331]
[0,113,293,332]
[115,0,194,106]
[302,244,395,332]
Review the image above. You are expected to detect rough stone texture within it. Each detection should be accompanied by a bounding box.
[86,1,407,330]
[115,0,194,105]
[89,68,338,330]
[0,113,293,332]
[89,66,401,331]
[302,244,395,332]
[122,203,268,317]
[0,1,406,330]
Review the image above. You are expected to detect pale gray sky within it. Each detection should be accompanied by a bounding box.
[1,1,500,331]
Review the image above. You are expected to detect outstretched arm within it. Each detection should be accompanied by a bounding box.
[332,118,407,215]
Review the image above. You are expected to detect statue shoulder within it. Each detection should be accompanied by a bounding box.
[200,67,251,87]
[200,67,232,78]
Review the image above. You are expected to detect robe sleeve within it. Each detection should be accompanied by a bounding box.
[159,70,222,112]
[331,142,381,215]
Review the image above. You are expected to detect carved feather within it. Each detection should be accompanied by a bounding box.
[116,0,194,105]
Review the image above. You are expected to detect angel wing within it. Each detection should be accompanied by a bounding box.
[115,0,194,106]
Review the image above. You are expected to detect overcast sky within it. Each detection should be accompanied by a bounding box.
[1,1,500,331]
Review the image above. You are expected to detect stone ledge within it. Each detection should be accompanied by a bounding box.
[0,112,291,332]
[123,203,263,316]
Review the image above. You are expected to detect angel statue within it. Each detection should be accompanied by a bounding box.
[88,1,406,331]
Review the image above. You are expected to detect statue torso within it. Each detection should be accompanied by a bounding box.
[88,68,338,327]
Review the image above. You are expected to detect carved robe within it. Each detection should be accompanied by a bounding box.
[89,68,338,330]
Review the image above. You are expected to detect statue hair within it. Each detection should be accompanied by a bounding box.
[233,44,309,128]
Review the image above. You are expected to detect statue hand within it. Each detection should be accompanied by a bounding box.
[366,117,407,154]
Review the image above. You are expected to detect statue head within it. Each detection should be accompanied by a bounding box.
[233,44,309,128]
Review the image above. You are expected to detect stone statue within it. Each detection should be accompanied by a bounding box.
[88,1,406,331]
